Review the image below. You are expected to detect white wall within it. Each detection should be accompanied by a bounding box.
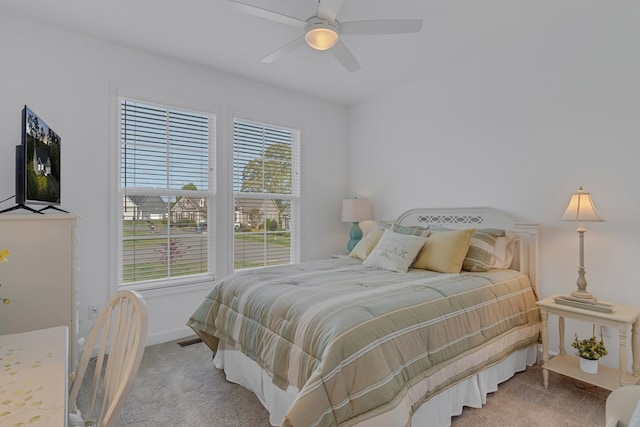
[347,4,640,368]
[0,14,349,345]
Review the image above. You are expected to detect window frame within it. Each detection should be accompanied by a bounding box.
[232,117,301,271]
[116,96,216,292]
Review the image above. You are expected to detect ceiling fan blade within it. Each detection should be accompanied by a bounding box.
[331,40,360,72]
[316,0,344,21]
[228,0,306,27]
[260,36,306,63]
[341,19,423,35]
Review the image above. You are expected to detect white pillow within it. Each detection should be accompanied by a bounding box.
[363,229,427,273]
[493,232,517,268]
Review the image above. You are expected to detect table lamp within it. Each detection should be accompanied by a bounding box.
[561,186,605,300]
[341,198,373,252]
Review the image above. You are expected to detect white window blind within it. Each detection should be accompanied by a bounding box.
[233,118,300,270]
[120,99,213,286]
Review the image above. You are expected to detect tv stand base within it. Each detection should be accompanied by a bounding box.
[0,204,44,214]
[39,205,69,213]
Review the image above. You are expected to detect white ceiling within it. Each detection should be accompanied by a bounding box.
[0,0,585,105]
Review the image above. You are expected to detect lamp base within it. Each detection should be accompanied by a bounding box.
[346,222,363,252]
[571,289,596,301]
[573,262,596,300]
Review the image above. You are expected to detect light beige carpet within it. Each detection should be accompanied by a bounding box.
[114,338,610,426]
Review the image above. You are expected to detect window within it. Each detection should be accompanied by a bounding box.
[119,99,214,287]
[233,118,300,270]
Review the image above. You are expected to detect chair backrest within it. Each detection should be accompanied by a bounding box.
[605,385,640,427]
[69,290,148,427]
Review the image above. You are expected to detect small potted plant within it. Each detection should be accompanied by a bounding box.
[572,324,607,374]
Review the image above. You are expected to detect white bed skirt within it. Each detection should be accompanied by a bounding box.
[214,342,538,427]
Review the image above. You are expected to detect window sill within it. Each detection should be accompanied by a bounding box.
[117,274,215,296]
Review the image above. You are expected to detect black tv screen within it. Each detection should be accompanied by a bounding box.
[16,106,61,206]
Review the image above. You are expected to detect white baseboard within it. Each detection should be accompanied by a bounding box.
[145,326,195,347]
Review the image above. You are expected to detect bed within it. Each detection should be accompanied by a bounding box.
[187,207,540,426]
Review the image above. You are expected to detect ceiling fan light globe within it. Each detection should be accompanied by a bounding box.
[305,27,339,50]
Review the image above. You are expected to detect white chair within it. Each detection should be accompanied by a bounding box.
[605,385,640,427]
[69,290,148,427]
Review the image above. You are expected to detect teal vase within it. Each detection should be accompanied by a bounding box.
[347,222,363,252]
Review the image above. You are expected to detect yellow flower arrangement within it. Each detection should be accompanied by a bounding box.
[0,248,9,263]
[572,324,607,361]
[0,249,10,304]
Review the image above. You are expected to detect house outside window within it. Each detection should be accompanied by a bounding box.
[119,99,214,288]
[233,118,300,270]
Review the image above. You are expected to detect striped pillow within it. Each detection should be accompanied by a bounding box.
[393,224,431,237]
[462,230,516,272]
[377,220,431,237]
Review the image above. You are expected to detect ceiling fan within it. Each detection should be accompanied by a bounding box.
[228,0,423,72]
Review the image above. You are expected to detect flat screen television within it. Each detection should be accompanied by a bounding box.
[14,106,62,212]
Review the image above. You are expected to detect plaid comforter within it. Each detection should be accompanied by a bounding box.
[187,257,539,426]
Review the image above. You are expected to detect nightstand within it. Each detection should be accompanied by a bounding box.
[537,294,640,390]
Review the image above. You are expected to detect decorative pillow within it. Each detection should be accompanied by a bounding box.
[496,232,517,267]
[476,228,507,237]
[412,229,475,274]
[363,229,427,273]
[427,226,505,236]
[462,231,516,272]
[349,228,384,260]
[377,220,395,230]
[392,224,431,237]
[377,221,431,237]
[425,224,452,233]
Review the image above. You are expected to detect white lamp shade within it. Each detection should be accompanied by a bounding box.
[341,198,373,223]
[561,187,605,222]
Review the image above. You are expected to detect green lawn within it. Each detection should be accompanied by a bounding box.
[121,221,291,281]
[235,232,290,246]
[123,260,207,283]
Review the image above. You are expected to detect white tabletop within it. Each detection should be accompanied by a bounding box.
[0,326,68,426]
[538,294,640,324]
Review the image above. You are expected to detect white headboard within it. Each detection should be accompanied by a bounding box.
[394,207,540,297]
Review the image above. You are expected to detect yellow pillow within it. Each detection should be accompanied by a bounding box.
[349,228,384,260]
[412,228,475,273]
